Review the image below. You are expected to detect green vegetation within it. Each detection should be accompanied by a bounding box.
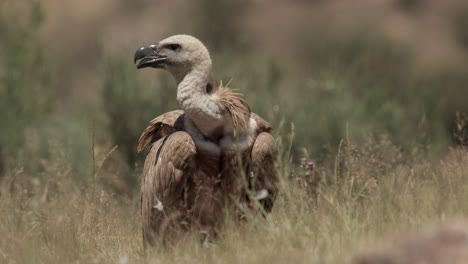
[1,1,468,263]
[0,3,50,173]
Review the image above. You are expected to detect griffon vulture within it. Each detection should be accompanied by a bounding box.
[134,35,278,246]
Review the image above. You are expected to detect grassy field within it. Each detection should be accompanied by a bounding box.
[1,136,468,263]
[2,1,468,263]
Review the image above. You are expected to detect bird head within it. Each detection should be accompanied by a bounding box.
[134,35,212,80]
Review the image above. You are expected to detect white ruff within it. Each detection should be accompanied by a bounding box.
[185,116,258,155]
[184,117,221,156]
[219,117,258,151]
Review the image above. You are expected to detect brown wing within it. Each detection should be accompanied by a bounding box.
[137,110,185,152]
[140,131,196,246]
[251,132,278,213]
[251,112,272,134]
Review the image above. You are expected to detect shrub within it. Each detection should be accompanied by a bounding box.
[0,2,52,175]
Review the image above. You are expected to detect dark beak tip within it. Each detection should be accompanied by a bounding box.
[134,46,152,64]
[134,44,166,69]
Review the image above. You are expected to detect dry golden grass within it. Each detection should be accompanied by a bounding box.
[1,135,468,264]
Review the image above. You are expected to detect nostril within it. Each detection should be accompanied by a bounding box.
[149,44,158,50]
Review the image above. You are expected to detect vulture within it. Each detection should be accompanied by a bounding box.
[133,35,278,246]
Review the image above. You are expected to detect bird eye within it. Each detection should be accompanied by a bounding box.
[167,44,182,51]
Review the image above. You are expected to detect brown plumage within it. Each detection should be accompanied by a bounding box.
[215,85,251,133]
[134,35,278,246]
[137,110,184,152]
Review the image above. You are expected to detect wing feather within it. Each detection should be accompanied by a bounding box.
[137,110,185,152]
[251,132,278,213]
[251,112,272,134]
[141,131,196,246]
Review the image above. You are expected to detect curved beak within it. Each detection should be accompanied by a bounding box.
[134,44,167,69]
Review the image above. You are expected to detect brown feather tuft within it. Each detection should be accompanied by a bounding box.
[214,82,251,133]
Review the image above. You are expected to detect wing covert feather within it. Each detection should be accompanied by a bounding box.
[251,113,272,134]
[251,132,278,213]
[141,131,196,246]
[137,110,185,152]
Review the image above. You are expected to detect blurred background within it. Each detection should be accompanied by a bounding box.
[1,0,468,196]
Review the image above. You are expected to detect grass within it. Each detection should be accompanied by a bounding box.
[1,132,468,263]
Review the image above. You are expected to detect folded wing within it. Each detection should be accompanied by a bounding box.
[140,131,196,246]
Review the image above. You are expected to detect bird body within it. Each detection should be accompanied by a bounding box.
[134,35,278,246]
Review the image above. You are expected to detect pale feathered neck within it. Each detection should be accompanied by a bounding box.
[173,57,225,140]
[172,56,251,141]
[175,59,212,104]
